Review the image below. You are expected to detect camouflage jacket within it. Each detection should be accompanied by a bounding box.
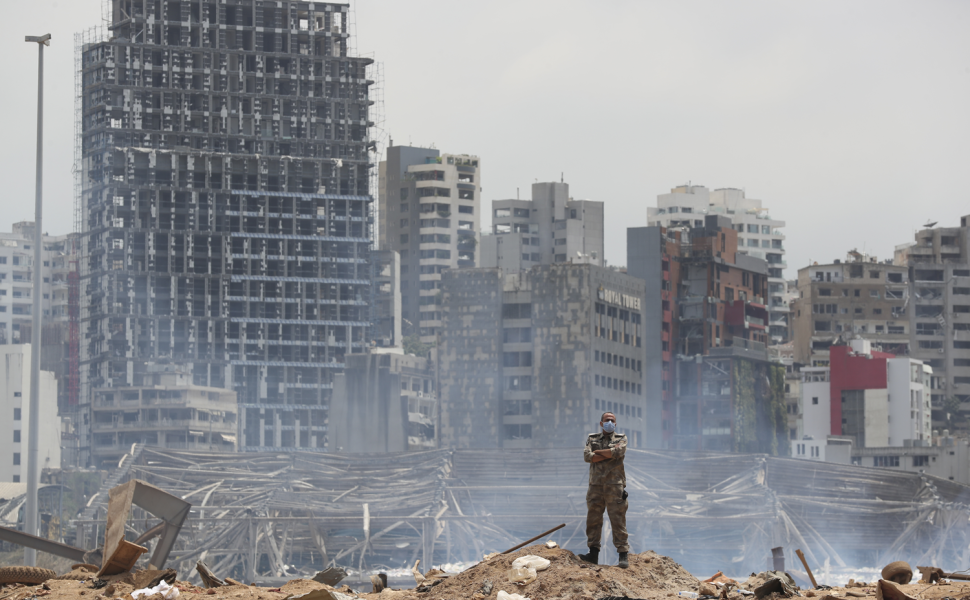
[583,431,627,486]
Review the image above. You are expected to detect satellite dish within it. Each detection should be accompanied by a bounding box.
[924,221,938,228]
[577,251,583,258]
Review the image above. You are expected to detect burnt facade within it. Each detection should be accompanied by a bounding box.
[629,216,784,452]
[78,0,374,459]
[437,264,659,449]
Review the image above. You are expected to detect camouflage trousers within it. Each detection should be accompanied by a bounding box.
[585,484,629,552]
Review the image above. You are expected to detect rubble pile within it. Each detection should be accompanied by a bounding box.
[380,545,698,600]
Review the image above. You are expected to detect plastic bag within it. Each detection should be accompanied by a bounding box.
[512,555,551,572]
[497,591,530,600]
[132,581,180,600]
[508,566,537,585]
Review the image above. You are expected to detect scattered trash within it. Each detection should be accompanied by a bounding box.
[497,591,530,600]
[876,579,917,600]
[509,566,537,586]
[196,561,224,588]
[283,590,354,600]
[699,583,718,596]
[753,572,799,599]
[410,559,425,586]
[471,579,494,599]
[545,541,558,549]
[679,592,699,598]
[881,562,913,585]
[311,566,348,587]
[369,573,387,593]
[131,579,179,600]
[511,555,551,572]
[796,549,820,589]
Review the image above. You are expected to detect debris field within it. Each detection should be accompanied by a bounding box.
[4,547,970,600]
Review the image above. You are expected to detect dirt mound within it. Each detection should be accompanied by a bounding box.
[388,545,698,600]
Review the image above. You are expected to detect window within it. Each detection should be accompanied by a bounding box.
[818,288,832,296]
[495,208,511,218]
[12,475,19,483]
[870,271,881,279]
[400,188,409,200]
[503,351,533,367]
[505,376,532,391]
[0,257,5,264]
[399,202,409,212]
[399,234,408,244]
[812,397,819,405]
[504,424,532,440]
[747,224,758,233]
[504,399,532,414]
[400,218,409,228]
[13,430,20,443]
[503,327,533,343]
[870,290,880,298]
[913,455,929,467]
[747,239,758,247]
[502,303,531,319]
[13,453,20,466]
[873,456,900,467]
[13,409,20,420]
[458,205,474,214]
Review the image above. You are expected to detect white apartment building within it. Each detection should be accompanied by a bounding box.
[798,340,931,450]
[480,181,604,274]
[0,345,61,482]
[648,185,788,343]
[0,223,75,345]
[379,146,481,344]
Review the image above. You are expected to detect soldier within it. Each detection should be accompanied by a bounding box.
[579,411,629,568]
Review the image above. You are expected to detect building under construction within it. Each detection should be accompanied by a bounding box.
[78,0,375,463]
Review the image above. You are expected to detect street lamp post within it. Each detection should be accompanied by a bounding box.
[23,32,51,568]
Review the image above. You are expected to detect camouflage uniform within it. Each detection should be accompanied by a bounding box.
[583,431,629,552]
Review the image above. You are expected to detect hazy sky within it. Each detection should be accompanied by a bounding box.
[2,1,968,277]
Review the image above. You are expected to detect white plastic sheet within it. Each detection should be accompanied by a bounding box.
[509,566,537,585]
[131,580,180,600]
[512,555,551,572]
[497,591,531,600]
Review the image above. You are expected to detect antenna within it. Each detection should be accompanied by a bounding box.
[561,172,564,183]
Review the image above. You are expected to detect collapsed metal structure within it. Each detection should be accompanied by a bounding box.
[75,447,970,581]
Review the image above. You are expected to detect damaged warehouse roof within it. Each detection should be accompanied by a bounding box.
[73,447,970,583]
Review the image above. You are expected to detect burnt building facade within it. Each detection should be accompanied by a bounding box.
[436,264,660,449]
[629,216,785,452]
[78,0,374,459]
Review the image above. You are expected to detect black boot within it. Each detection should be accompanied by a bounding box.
[578,547,599,565]
[618,551,629,569]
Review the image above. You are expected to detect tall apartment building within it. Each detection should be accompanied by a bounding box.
[792,252,909,366]
[436,264,658,450]
[480,181,604,274]
[901,216,970,423]
[378,145,481,344]
[0,345,61,482]
[78,0,374,458]
[0,224,74,345]
[647,185,789,343]
[628,216,785,452]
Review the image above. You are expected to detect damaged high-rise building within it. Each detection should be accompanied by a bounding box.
[78,0,374,461]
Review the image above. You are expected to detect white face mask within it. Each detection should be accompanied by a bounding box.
[602,421,616,433]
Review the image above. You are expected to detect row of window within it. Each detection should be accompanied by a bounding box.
[814,321,905,335]
[594,350,641,373]
[738,238,783,249]
[594,374,642,396]
[399,202,474,215]
[595,325,642,347]
[595,303,642,324]
[595,398,643,419]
